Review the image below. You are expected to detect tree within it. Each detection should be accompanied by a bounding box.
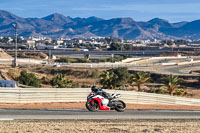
[123,44,132,51]
[1,37,9,43]
[174,40,188,45]
[100,67,130,89]
[45,41,51,45]
[108,43,121,51]
[131,71,151,91]
[161,40,174,46]
[52,39,57,45]
[100,71,117,89]
[162,74,182,95]
[12,37,23,43]
[51,74,75,88]
[111,67,130,86]
[18,70,40,87]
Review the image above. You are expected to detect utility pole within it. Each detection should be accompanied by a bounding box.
[111,54,114,62]
[48,50,51,64]
[12,23,18,67]
[120,43,123,51]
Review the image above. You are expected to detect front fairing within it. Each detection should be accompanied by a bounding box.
[87,92,94,100]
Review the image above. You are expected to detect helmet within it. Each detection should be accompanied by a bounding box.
[91,86,98,93]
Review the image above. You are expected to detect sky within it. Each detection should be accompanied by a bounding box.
[0,0,200,22]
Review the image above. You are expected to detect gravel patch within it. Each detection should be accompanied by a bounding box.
[0,119,200,133]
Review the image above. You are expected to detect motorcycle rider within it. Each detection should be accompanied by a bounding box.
[86,86,126,112]
[91,86,112,100]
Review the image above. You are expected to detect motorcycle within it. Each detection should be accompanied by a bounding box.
[85,92,126,112]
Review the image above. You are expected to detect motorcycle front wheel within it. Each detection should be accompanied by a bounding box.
[114,100,126,112]
[85,100,99,112]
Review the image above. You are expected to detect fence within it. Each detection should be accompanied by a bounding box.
[0,88,200,106]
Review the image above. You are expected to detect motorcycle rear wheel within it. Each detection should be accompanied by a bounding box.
[114,100,126,112]
[85,100,99,112]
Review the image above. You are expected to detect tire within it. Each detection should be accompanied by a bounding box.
[114,100,126,112]
[85,100,99,112]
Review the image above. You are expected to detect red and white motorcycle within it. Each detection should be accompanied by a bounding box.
[85,92,126,112]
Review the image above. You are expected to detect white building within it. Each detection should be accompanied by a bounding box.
[26,40,36,45]
[57,40,64,45]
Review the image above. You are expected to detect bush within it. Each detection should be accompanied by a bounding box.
[77,58,92,63]
[111,67,130,85]
[107,56,124,62]
[74,48,80,51]
[97,58,108,62]
[51,74,75,88]
[148,87,187,96]
[175,88,187,96]
[18,70,41,87]
[100,71,116,89]
[55,57,92,63]
[149,87,167,94]
[138,88,146,92]
[100,67,130,89]
[123,44,132,51]
[81,83,90,88]
[41,76,51,85]
[90,70,100,78]
[108,43,121,51]
[121,54,133,59]
[55,57,76,63]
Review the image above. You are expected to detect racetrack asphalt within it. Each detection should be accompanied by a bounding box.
[0,109,200,120]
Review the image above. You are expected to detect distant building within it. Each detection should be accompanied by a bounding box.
[57,40,64,45]
[29,36,47,41]
[0,80,18,88]
[26,40,36,46]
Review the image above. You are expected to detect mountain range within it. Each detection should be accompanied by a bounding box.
[0,10,200,40]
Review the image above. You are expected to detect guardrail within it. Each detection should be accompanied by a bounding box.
[50,62,135,68]
[0,59,46,64]
[178,60,200,65]
[0,88,200,106]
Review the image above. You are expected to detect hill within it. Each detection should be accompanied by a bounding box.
[1,10,200,40]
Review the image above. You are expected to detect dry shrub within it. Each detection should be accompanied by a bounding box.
[7,68,21,80]
[37,52,48,59]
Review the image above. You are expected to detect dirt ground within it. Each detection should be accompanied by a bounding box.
[0,119,200,133]
[1,102,200,110]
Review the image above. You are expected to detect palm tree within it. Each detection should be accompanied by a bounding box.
[100,71,117,89]
[131,71,151,91]
[162,74,181,95]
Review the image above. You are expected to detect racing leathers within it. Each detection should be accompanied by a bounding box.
[95,88,112,99]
